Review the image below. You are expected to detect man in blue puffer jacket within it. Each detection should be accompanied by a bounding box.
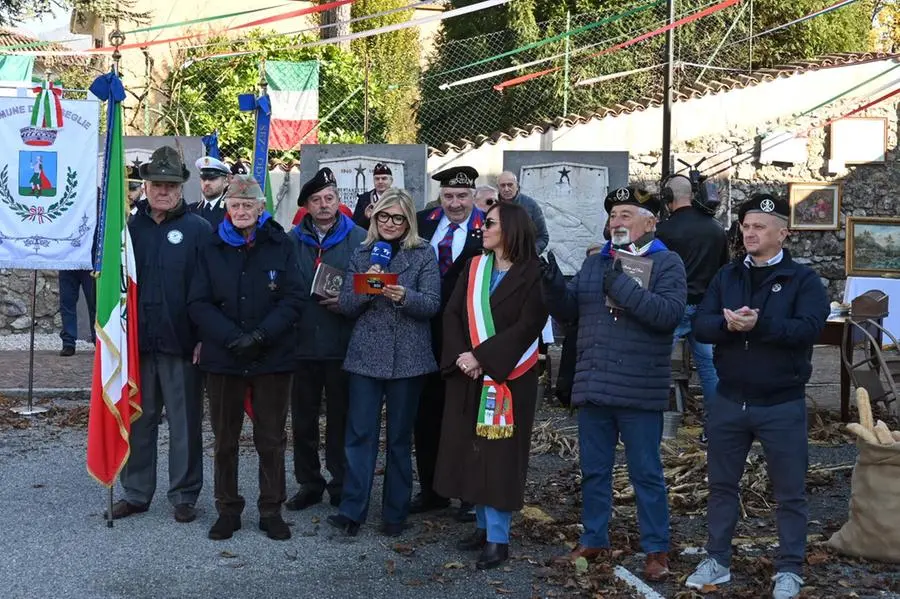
[685,193,828,599]
[541,186,686,582]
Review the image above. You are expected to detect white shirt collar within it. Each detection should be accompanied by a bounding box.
[202,192,224,211]
[744,249,784,268]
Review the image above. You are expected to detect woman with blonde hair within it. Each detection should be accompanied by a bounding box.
[329,188,442,537]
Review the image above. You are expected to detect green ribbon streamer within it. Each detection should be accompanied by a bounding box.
[429,0,664,80]
[796,61,900,119]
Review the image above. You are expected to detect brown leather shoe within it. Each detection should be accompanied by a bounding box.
[644,551,670,581]
[553,544,608,564]
[104,499,149,520]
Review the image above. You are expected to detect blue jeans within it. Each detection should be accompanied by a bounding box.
[339,374,423,525]
[578,405,669,553]
[58,270,96,347]
[706,397,808,575]
[673,304,718,422]
[476,505,512,543]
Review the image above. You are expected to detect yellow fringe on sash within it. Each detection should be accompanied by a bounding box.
[476,423,515,439]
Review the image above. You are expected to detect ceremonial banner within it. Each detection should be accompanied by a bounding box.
[266,60,319,149]
[0,87,99,269]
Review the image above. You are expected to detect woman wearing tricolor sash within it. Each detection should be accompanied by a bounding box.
[434,202,548,570]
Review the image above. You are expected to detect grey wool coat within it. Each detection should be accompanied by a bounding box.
[338,241,441,379]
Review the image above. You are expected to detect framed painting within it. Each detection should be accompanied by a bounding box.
[830,117,888,165]
[788,182,841,230]
[846,217,900,277]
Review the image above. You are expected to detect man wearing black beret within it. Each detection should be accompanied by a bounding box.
[541,186,686,581]
[686,193,828,599]
[352,162,393,230]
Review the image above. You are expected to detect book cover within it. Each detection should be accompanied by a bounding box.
[605,252,654,310]
[311,262,344,300]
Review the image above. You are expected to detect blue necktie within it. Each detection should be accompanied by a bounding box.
[438,223,459,276]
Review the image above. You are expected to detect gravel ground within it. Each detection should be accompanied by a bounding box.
[0,333,94,352]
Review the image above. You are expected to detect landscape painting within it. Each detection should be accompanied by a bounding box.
[846,217,900,276]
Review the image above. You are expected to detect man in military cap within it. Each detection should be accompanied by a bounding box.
[286,167,367,512]
[686,193,828,599]
[352,162,393,230]
[541,186,686,581]
[411,165,484,521]
[191,156,230,229]
[231,160,250,176]
[127,161,144,215]
[109,145,212,524]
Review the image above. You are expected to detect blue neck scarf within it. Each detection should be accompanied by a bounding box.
[292,212,355,252]
[218,211,273,247]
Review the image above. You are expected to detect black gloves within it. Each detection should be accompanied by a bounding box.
[227,329,266,361]
[539,251,562,286]
[603,258,624,294]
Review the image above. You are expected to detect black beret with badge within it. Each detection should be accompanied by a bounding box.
[604,186,661,217]
[373,163,392,176]
[138,146,190,183]
[432,165,478,189]
[297,167,337,206]
[738,192,789,224]
[231,160,250,176]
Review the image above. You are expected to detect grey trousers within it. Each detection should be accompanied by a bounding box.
[706,396,808,575]
[120,352,204,507]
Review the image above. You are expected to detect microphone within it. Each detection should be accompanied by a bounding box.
[371,241,392,270]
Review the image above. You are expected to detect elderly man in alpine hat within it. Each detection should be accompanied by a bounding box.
[190,156,230,229]
[352,162,394,230]
[541,186,686,581]
[189,174,304,541]
[411,165,485,522]
[110,146,212,524]
[685,193,828,599]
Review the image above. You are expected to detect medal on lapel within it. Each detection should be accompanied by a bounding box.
[268,270,278,291]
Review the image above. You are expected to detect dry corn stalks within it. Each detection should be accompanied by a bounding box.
[845,388,900,447]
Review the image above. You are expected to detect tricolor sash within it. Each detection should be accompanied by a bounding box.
[466,253,539,440]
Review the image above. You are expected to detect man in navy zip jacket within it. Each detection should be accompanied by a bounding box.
[541,187,686,582]
[686,193,828,599]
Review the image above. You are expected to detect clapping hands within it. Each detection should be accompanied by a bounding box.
[724,306,759,332]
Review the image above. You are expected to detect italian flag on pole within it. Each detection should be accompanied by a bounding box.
[266,60,319,149]
[87,75,142,487]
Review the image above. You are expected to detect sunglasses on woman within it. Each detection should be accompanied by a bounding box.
[483,217,498,230]
[376,212,407,226]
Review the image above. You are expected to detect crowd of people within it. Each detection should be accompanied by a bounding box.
[99,144,829,598]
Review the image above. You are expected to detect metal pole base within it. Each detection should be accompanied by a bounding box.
[11,405,49,416]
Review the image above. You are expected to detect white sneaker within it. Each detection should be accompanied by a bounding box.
[772,572,803,599]
[685,557,732,589]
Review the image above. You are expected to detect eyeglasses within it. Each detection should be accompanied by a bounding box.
[376,212,407,226]
[484,217,498,230]
[485,198,498,206]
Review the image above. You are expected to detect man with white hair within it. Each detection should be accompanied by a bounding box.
[686,193,828,599]
[540,186,686,581]
[496,171,549,253]
[474,184,498,213]
[656,175,729,443]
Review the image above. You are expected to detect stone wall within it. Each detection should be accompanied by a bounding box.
[630,96,900,301]
[0,270,62,335]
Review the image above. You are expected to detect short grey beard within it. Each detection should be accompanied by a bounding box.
[611,229,631,245]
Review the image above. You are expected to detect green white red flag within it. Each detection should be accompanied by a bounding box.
[87,72,141,487]
[266,60,319,149]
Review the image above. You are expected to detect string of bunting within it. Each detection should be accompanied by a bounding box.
[493,0,743,91]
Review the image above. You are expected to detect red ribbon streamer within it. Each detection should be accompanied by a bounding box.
[816,86,900,131]
[87,0,354,53]
[494,0,743,91]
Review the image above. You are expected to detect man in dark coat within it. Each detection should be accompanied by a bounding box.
[541,186,686,582]
[685,194,828,599]
[656,175,729,442]
[497,171,550,253]
[188,175,304,541]
[352,162,393,230]
[411,165,484,519]
[111,146,212,524]
[190,156,229,229]
[286,167,367,512]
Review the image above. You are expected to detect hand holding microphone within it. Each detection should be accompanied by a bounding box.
[370,241,404,302]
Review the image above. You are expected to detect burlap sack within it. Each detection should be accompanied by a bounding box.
[827,439,900,563]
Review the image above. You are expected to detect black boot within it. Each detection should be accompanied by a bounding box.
[454,501,476,523]
[476,542,509,570]
[409,492,450,514]
[327,513,360,537]
[259,514,291,540]
[456,528,487,551]
[285,488,323,511]
[208,515,241,540]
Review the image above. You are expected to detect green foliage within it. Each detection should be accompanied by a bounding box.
[351,0,422,143]
[160,30,387,160]
[418,0,876,147]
